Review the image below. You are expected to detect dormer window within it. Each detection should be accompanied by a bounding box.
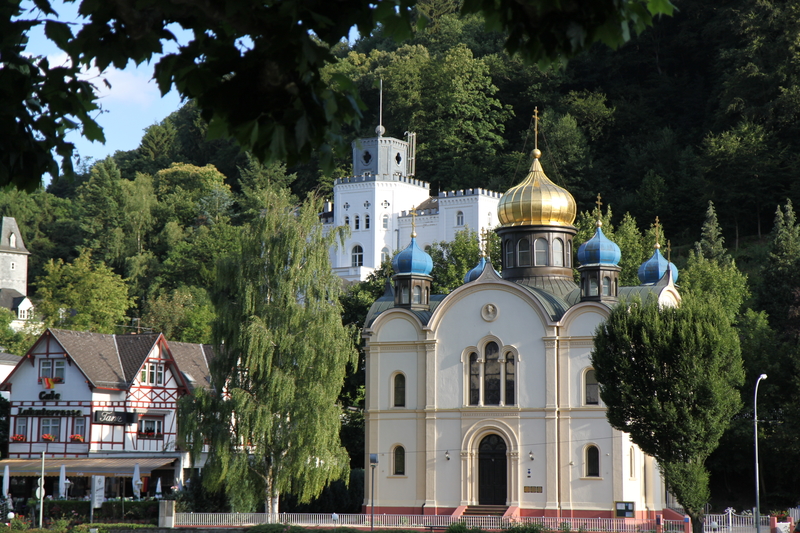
[9,234,16,248]
[141,362,165,386]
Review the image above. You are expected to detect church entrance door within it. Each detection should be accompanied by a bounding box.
[478,434,507,505]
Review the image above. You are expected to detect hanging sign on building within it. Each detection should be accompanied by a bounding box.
[94,411,134,425]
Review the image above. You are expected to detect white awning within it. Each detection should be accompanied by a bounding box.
[0,457,176,477]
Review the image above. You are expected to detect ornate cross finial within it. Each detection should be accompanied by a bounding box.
[534,107,539,151]
[410,207,417,237]
[667,240,672,263]
[654,216,661,249]
[595,194,603,227]
[480,227,488,258]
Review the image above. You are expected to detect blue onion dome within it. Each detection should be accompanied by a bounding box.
[577,222,621,266]
[637,244,679,284]
[393,235,433,276]
[464,256,487,283]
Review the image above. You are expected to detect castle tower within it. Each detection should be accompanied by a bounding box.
[0,217,29,296]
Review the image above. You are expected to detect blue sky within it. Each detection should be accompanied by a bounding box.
[24,1,185,168]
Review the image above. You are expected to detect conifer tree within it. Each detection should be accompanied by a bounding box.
[756,201,800,333]
[178,186,357,513]
[681,201,748,323]
[591,295,743,533]
[695,201,729,264]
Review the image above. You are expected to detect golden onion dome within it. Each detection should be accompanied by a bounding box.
[497,149,577,227]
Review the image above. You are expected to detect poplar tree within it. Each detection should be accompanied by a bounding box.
[178,186,357,513]
[591,295,743,533]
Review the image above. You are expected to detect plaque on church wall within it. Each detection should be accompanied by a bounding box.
[523,486,543,493]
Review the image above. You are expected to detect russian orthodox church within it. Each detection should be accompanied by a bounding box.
[321,127,501,283]
[362,143,680,518]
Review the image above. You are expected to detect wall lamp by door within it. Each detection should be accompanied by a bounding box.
[445,451,450,460]
[529,451,534,461]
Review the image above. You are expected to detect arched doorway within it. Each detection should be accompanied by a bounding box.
[478,434,507,505]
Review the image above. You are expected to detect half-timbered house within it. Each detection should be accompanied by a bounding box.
[0,328,213,500]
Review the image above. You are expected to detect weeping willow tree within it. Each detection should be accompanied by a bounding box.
[178,186,357,513]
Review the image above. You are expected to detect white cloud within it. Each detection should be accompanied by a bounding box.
[93,66,162,109]
[41,51,161,110]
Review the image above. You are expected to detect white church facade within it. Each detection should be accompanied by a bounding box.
[362,147,680,518]
[322,130,501,282]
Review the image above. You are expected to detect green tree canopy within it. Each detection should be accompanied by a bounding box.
[178,186,357,513]
[35,250,134,333]
[591,295,743,533]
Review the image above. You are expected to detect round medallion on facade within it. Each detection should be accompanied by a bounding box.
[481,303,499,322]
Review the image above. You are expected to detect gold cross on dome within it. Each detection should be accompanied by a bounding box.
[654,216,661,248]
[667,240,672,263]
[595,194,603,227]
[534,107,539,151]
[480,227,488,257]
[410,207,417,237]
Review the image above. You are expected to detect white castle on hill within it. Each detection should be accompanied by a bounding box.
[321,128,501,283]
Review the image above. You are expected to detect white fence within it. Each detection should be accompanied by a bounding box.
[174,509,800,531]
[175,513,657,531]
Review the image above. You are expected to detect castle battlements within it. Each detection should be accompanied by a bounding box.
[335,174,430,188]
[438,188,502,199]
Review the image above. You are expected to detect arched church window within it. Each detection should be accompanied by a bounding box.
[484,342,501,405]
[517,238,531,267]
[585,369,599,405]
[412,285,421,304]
[629,446,635,478]
[9,234,16,248]
[505,240,514,268]
[394,373,406,407]
[469,352,480,406]
[344,216,349,227]
[365,214,370,229]
[354,215,360,230]
[351,245,363,267]
[466,343,516,407]
[456,211,464,226]
[553,238,564,267]
[566,240,572,267]
[381,248,390,264]
[393,445,405,475]
[401,285,409,304]
[424,287,429,304]
[602,276,611,296]
[382,214,389,229]
[534,238,548,265]
[505,353,515,406]
[586,445,600,477]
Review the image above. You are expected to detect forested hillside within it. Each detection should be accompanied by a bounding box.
[1,0,799,510]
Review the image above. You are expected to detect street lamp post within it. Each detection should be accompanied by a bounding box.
[369,454,378,533]
[754,373,767,533]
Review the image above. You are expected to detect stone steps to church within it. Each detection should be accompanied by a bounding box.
[462,505,508,516]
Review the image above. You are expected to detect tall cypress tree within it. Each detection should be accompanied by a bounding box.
[178,186,357,512]
[591,295,743,533]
